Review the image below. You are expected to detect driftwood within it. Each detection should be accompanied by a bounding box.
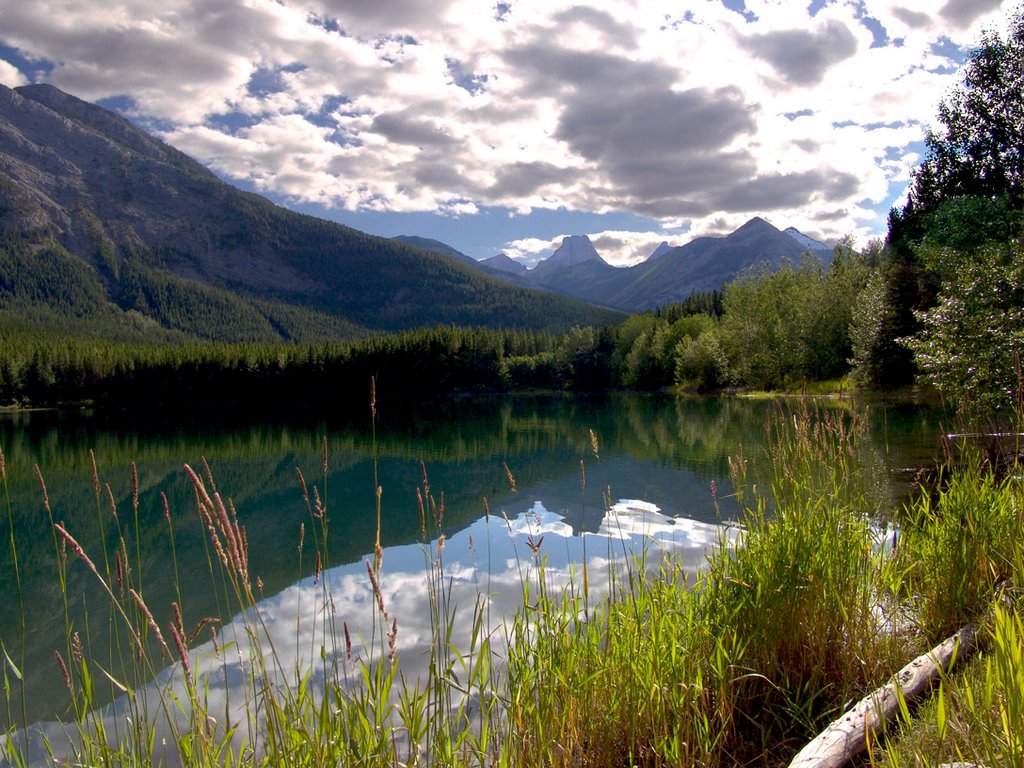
[787,622,980,768]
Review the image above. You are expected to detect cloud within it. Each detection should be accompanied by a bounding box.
[940,0,1004,29]
[369,111,459,148]
[312,0,456,37]
[550,5,640,48]
[0,60,28,87]
[712,169,860,212]
[0,0,1019,251]
[891,7,931,29]
[743,18,859,86]
[485,161,583,200]
[504,236,561,265]
[587,230,679,266]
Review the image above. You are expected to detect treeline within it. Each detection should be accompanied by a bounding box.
[0,295,723,410]
[0,325,567,410]
[851,14,1024,415]
[0,235,929,409]
[622,251,870,392]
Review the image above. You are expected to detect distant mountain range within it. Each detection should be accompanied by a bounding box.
[0,82,834,343]
[0,83,620,343]
[479,253,529,276]
[406,218,832,312]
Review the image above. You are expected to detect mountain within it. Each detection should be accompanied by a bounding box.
[606,217,810,310]
[646,242,673,262]
[480,252,529,276]
[391,235,478,267]
[530,234,602,278]
[395,217,831,314]
[784,226,830,253]
[500,217,820,312]
[524,235,625,306]
[0,83,621,342]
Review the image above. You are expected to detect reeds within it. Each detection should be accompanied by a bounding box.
[502,399,912,766]
[890,464,1021,640]
[2,396,1021,768]
[873,448,1024,768]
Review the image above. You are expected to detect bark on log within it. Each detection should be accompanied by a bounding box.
[787,622,980,768]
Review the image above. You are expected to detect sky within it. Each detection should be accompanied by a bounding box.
[0,0,1015,266]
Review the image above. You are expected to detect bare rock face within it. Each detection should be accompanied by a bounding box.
[535,235,601,270]
[549,235,601,266]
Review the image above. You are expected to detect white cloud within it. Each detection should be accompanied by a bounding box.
[0,60,27,87]
[504,236,557,265]
[0,0,1019,248]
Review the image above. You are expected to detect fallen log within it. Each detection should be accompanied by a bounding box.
[787,621,980,768]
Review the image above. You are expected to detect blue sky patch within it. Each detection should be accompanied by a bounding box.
[0,44,53,82]
[720,0,757,23]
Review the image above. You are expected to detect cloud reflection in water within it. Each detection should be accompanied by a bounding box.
[3,498,737,766]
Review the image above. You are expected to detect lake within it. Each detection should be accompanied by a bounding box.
[0,392,947,746]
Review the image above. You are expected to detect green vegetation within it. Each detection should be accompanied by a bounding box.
[0,234,366,345]
[2,397,1021,767]
[879,602,1024,768]
[857,10,1024,407]
[2,6,1024,766]
[0,298,724,409]
[874,444,1024,767]
[0,227,621,347]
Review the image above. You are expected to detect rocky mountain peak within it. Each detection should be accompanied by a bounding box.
[732,216,775,236]
[536,234,602,270]
[647,241,672,261]
[783,226,829,252]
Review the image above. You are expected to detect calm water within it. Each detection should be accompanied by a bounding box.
[0,392,947,739]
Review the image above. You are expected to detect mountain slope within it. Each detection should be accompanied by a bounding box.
[510,217,817,312]
[391,235,478,267]
[480,253,529,276]
[604,217,812,310]
[0,83,620,340]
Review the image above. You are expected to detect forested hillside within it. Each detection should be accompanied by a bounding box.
[0,84,620,340]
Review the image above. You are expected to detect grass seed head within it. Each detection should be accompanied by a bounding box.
[54,651,72,696]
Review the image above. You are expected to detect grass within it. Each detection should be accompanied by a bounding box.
[1,397,1022,767]
[872,445,1024,768]
[502,401,913,767]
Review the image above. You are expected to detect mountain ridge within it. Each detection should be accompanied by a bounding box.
[405,216,834,313]
[0,83,622,341]
[480,252,529,276]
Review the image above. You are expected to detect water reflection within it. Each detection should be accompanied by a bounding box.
[4,497,737,766]
[0,393,946,738]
